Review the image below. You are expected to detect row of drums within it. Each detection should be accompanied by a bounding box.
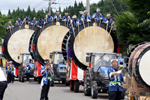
[3,21,150,89]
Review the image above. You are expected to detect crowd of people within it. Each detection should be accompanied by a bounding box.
[7,8,113,30]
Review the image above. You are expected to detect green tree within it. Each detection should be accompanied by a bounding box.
[0,15,8,38]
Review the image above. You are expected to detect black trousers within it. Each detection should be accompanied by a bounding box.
[109,91,122,100]
[11,74,14,83]
[7,73,11,84]
[0,81,7,100]
[40,81,50,100]
[26,73,30,81]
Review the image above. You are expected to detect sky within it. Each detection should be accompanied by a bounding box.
[0,0,100,15]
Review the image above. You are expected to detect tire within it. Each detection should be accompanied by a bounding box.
[37,77,42,84]
[121,89,125,99]
[19,75,21,82]
[70,80,74,91]
[65,81,70,86]
[51,80,54,87]
[91,81,98,99]
[84,71,91,96]
[74,80,79,92]
[62,81,66,84]
[34,77,37,81]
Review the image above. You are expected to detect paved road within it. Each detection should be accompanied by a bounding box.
[2,68,126,100]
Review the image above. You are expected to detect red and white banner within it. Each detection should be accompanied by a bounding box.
[70,60,85,81]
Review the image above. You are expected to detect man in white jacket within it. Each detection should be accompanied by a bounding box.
[0,65,7,100]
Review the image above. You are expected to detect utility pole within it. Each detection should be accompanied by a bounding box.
[86,0,90,15]
[49,0,51,14]
[44,0,52,14]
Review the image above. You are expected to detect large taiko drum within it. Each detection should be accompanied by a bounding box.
[33,21,70,65]
[68,21,118,70]
[128,42,150,89]
[3,23,37,66]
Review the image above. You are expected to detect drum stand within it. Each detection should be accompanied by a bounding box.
[123,74,150,100]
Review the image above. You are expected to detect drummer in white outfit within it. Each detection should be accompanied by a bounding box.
[0,65,7,100]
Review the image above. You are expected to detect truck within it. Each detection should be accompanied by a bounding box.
[50,51,67,86]
[18,52,35,82]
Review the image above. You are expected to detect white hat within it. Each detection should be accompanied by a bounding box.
[44,60,50,64]
[65,13,68,15]
[107,14,111,17]
[72,15,77,18]
[9,21,11,23]
[111,59,118,63]
[56,12,59,14]
[48,13,50,15]
[8,61,13,63]
[96,8,100,12]
[84,10,88,13]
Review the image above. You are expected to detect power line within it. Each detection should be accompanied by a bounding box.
[33,1,44,8]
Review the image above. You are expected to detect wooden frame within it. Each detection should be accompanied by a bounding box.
[123,74,150,100]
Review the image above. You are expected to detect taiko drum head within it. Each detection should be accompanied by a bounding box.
[3,23,37,67]
[69,21,118,70]
[33,22,70,65]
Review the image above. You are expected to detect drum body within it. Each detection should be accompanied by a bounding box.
[3,23,37,67]
[33,21,70,65]
[68,21,118,70]
[128,42,150,89]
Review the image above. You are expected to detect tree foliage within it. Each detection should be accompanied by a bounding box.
[0,15,8,38]
[116,0,150,52]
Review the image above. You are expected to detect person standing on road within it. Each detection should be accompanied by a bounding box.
[25,63,31,83]
[6,61,11,84]
[107,59,124,100]
[0,65,7,100]
[9,61,15,83]
[40,59,53,100]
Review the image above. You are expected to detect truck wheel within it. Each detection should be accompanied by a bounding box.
[51,80,54,87]
[74,80,79,92]
[34,77,37,81]
[121,89,125,99]
[65,81,70,86]
[19,75,21,82]
[37,77,42,84]
[70,80,74,91]
[91,81,98,99]
[62,81,66,84]
[84,71,91,96]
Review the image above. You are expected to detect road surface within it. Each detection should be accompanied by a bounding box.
[2,68,126,100]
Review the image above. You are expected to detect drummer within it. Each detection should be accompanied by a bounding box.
[107,59,124,100]
[62,13,71,22]
[15,18,22,26]
[7,21,14,30]
[37,18,45,28]
[92,8,104,21]
[31,17,37,26]
[45,13,53,23]
[81,10,91,22]
[70,15,81,28]
[54,12,62,21]
[23,16,31,24]
[103,14,113,26]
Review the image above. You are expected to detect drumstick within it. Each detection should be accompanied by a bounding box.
[42,24,45,31]
[64,21,66,27]
[106,25,113,40]
[99,19,102,27]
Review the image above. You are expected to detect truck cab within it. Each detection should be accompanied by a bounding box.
[85,52,117,98]
[50,51,67,84]
[18,52,35,82]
